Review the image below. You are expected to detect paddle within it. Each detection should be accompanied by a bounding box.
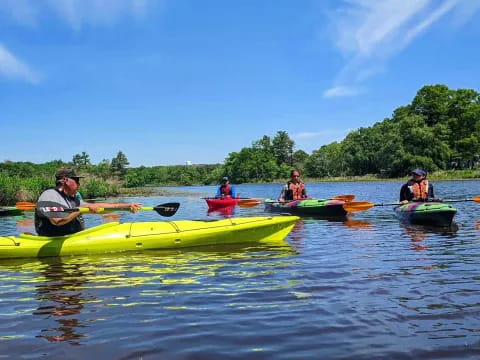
[36,201,180,218]
[331,194,355,202]
[15,202,37,211]
[238,198,261,208]
[343,196,480,213]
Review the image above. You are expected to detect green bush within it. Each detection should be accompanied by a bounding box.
[0,174,51,204]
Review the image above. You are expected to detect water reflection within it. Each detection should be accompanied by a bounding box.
[101,213,121,223]
[475,218,480,230]
[289,219,305,243]
[343,218,374,230]
[400,222,458,252]
[16,217,35,233]
[32,259,92,345]
[207,205,236,218]
[0,242,297,346]
[294,215,374,230]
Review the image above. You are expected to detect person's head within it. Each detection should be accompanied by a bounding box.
[222,176,229,185]
[410,168,426,181]
[55,167,83,195]
[290,169,301,183]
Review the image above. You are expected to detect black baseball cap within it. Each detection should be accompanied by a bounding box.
[55,167,84,180]
[411,168,426,177]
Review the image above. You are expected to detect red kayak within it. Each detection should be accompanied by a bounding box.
[205,197,239,210]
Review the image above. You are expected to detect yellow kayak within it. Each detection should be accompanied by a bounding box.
[0,216,299,259]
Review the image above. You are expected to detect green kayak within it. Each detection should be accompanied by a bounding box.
[265,199,347,217]
[0,215,299,259]
[394,202,457,227]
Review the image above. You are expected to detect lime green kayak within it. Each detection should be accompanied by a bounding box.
[0,216,299,259]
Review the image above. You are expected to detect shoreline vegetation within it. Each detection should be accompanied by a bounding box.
[1,169,479,206]
[1,84,479,205]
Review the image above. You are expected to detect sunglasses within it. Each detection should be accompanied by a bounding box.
[70,177,80,185]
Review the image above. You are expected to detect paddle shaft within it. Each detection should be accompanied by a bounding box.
[37,201,180,218]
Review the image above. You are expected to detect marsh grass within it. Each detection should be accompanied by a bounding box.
[0,174,120,205]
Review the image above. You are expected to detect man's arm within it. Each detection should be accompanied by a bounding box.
[48,211,83,226]
[38,189,83,226]
[83,201,143,213]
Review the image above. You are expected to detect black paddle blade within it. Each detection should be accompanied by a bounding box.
[36,201,75,218]
[153,202,180,217]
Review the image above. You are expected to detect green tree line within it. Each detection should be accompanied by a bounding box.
[217,85,480,181]
[304,85,480,177]
[1,84,479,205]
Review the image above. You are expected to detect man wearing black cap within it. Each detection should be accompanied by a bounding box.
[215,177,237,198]
[35,167,142,236]
[399,168,435,204]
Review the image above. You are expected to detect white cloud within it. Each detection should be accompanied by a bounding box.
[0,44,40,83]
[292,129,351,152]
[323,85,361,98]
[324,0,478,97]
[403,1,458,45]
[450,0,480,26]
[292,132,326,139]
[0,0,152,30]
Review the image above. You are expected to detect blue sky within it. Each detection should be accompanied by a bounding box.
[1,0,479,167]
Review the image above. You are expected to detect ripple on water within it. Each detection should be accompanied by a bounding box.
[1,182,480,358]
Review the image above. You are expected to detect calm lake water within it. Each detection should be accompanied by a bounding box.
[1,181,480,359]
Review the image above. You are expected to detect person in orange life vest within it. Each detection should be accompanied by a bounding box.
[399,168,435,204]
[216,177,237,198]
[278,169,308,202]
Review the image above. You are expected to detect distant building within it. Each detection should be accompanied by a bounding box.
[185,160,192,166]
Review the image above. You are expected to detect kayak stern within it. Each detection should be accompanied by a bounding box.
[394,202,457,227]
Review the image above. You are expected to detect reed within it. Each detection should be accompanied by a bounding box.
[0,174,120,205]
[0,175,50,204]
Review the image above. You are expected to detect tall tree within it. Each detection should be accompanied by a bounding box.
[292,150,309,172]
[111,151,129,178]
[72,151,91,168]
[223,148,279,183]
[252,135,272,152]
[272,131,294,166]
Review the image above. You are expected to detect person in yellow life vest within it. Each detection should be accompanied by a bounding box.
[278,169,308,202]
[399,168,435,204]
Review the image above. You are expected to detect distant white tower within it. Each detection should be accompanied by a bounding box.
[185,160,192,166]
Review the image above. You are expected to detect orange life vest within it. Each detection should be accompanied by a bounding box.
[220,184,232,196]
[285,181,306,201]
[409,180,429,200]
